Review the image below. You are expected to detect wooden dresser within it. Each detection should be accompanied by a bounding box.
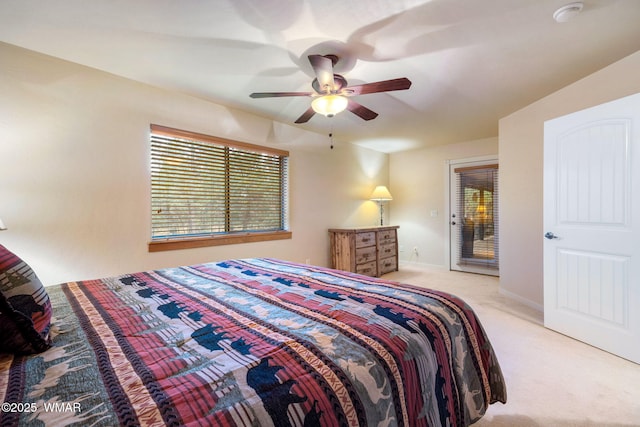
[328,226,399,277]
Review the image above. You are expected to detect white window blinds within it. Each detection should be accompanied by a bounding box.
[150,125,289,240]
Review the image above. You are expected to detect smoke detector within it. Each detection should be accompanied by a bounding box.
[553,2,584,23]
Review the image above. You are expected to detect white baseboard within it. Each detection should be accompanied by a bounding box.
[398,260,447,270]
[498,287,543,313]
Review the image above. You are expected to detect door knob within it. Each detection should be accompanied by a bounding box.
[544,232,559,240]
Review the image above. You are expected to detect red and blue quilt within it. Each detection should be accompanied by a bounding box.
[0,258,506,426]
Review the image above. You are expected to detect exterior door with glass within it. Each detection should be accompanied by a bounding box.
[449,159,499,276]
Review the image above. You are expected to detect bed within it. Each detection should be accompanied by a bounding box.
[1,253,506,426]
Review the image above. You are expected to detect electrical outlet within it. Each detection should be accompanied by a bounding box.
[305,258,310,265]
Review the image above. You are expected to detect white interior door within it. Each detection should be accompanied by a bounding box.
[544,92,640,364]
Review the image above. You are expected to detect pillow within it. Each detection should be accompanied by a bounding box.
[0,245,52,354]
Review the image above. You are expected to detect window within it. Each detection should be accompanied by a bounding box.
[148,125,290,252]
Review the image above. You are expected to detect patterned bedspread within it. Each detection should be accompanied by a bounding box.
[0,258,506,426]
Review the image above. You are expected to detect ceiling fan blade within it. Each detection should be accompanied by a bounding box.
[347,99,378,121]
[250,91,313,98]
[294,107,316,124]
[344,77,412,96]
[308,54,335,93]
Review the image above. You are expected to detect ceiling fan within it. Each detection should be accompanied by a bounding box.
[249,54,412,124]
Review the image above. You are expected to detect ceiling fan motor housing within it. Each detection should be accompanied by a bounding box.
[312,74,347,93]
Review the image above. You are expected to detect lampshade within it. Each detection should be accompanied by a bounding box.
[370,185,393,201]
[311,95,348,117]
[0,218,6,230]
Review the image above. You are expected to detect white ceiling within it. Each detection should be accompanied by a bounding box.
[1,0,639,152]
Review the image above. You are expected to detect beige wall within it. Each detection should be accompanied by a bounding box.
[499,50,640,309]
[6,38,637,301]
[0,42,388,285]
[390,137,498,267]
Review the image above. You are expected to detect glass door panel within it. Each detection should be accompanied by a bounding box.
[450,161,499,275]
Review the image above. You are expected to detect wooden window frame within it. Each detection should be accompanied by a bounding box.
[148,125,291,252]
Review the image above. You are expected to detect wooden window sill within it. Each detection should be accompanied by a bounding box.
[148,230,292,252]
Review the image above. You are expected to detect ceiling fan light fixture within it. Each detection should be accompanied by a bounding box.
[311,94,348,117]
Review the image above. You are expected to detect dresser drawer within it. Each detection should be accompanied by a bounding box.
[356,261,377,277]
[355,246,377,264]
[378,256,398,275]
[377,229,396,245]
[355,231,376,248]
[379,242,397,259]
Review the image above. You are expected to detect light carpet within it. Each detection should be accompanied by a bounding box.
[384,264,640,427]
